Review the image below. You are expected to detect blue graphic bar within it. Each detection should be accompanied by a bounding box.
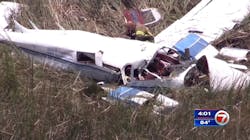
[194,109,218,118]
[194,109,219,127]
[194,119,218,127]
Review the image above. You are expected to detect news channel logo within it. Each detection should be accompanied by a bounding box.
[194,109,230,127]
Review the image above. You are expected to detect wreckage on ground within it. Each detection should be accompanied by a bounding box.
[101,86,179,114]
[0,0,250,92]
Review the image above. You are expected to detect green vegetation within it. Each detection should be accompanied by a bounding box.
[0,0,249,139]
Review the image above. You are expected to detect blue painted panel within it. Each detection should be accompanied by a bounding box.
[109,86,141,101]
[174,33,209,59]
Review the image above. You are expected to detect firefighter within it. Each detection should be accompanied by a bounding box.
[135,23,154,42]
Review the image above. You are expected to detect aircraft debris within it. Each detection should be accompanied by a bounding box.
[102,86,179,114]
[219,47,250,62]
[141,8,161,26]
[122,47,208,89]
[0,1,249,92]
[197,56,250,91]
[174,33,218,60]
[123,7,161,26]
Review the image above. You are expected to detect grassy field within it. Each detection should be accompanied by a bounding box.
[0,0,250,139]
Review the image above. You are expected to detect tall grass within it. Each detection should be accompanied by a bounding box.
[0,49,249,139]
[16,0,200,36]
[0,0,250,139]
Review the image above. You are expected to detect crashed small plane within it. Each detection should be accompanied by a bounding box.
[0,0,250,91]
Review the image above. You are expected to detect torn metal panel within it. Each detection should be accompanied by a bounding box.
[123,47,204,89]
[123,8,161,26]
[174,33,209,59]
[103,86,179,113]
[141,8,161,26]
[219,47,250,62]
[197,56,250,91]
[120,47,181,85]
[108,86,154,105]
[126,64,197,89]
[174,33,218,60]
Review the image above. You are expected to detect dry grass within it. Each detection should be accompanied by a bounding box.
[213,15,250,50]
[0,49,249,139]
[16,0,200,36]
[0,0,250,139]
[212,14,250,67]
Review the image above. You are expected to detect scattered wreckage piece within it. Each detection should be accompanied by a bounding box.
[121,45,250,91]
[155,0,250,49]
[174,33,218,60]
[173,34,250,90]
[123,8,161,26]
[102,86,179,114]
[141,8,161,26]
[121,47,208,89]
[226,63,248,71]
[197,56,250,91]
[125,63,200,89]
[219,47,250,62]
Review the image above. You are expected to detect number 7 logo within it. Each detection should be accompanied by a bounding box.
[215,110,230,126]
